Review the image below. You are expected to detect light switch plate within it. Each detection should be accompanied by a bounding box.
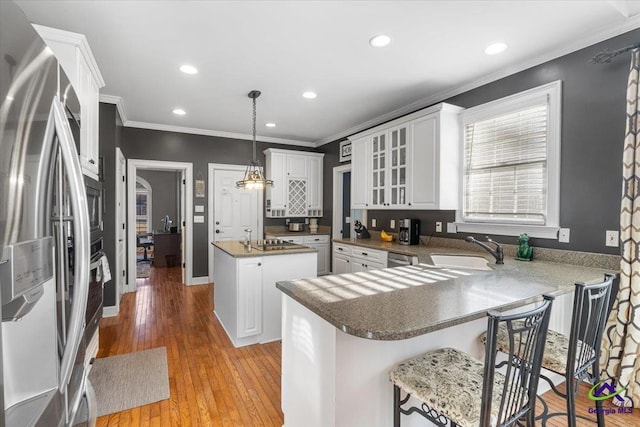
[371,218,377,228]
[558,228,570,243]
[435,222,443,233]
[195,205,204,213]
[606,230,619,247]
[345,216,351,224]
[390,219,396,229]
[194,215,205,224]
[446,223,457,233]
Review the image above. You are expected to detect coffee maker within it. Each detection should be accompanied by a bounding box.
[398,219,420,245]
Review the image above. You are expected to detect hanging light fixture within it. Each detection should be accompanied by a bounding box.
[236,90,273,190]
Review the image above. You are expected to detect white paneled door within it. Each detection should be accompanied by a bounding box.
[208,165,263,281]
[115,148,127,309]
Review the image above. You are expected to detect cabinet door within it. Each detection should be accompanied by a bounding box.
[410,115,438,209]
[350,260,367,273]
[370,131,387,208]
[286,178,308,217]
[351,137,369,209]
[266,152,287,216]
[287,154,308,178]
[316,243,330,275]
[333,254,351,274]
[237,258,263,338]
[388,125,409,208]
[307,156,323,216]
[79,57,99,179]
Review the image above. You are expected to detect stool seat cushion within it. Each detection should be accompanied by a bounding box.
[389,347,520,427]
[480,323,594,375]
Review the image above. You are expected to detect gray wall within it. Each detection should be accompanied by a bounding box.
[322,27,640,256]
[136,170,179,232]
[98,102,122,306]
[119,127,318,277]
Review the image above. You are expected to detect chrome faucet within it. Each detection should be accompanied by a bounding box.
[466,236,504,264]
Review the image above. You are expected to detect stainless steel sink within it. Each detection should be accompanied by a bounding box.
[428,254,493,270]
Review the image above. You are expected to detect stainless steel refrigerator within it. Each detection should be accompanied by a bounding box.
[0,1,97,426]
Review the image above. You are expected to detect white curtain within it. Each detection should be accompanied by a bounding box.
[600,48,640,408]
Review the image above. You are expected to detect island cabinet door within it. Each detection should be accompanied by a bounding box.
[332,254,350,274]
[237,258,263,339]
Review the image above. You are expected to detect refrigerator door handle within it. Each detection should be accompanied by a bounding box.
[85,378,98,427]
[50,97,91,391]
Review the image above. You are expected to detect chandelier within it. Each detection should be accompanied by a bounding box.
[236,90,273,190]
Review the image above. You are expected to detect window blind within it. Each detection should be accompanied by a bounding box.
[463,104,548,225]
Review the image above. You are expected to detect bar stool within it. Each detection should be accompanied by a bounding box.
[389,295,554,427]
[480,274,614,427]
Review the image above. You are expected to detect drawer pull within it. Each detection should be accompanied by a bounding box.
[338,247,343,251]
[362,252,368,256]
[314,238,320,241]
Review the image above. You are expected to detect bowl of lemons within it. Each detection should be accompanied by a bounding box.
[380,230,395,242]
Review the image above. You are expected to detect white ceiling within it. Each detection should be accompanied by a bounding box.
[15,1,640,147]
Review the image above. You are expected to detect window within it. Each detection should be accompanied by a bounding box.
[455,81,561,239]
[136,177,152,234]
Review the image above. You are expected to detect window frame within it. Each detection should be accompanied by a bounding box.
[136,176,152,235]
[454,80,562,239]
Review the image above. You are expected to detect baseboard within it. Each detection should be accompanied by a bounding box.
[103,305,119,317]
[189,276,211,285]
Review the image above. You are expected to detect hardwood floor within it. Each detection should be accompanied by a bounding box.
[96,266,640,426]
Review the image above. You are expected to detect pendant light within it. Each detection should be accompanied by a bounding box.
[236,90,273,190]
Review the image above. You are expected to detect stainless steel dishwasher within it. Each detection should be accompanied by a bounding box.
[387,252,419,268]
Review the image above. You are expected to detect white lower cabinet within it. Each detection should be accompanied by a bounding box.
[237,257,263,339]
[213,246,317,348]
[332,242,387,273]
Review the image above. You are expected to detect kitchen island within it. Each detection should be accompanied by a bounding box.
[212,240,317,347]
[277,257,615,427]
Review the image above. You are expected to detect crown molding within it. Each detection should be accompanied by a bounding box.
[314,14,640,146]
[99,94,315,147]
[99,94,128,123]
[33,24,105,88]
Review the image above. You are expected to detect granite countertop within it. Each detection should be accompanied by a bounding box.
[265,225,331,237]
[212,240,317,258]
[277,247,616,340]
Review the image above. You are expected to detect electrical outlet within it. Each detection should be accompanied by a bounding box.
[345,216,351,224]
[390,219,396,229]
[371,218,377,228]
[558,228,570,243]
[447,223,457,233]
[435,222,443,233]
[606,230,619,247]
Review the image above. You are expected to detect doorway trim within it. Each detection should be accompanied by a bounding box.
[332,164,352,239]
[127,159,194,292]
[208,163,264,283]
[107,147,127,317]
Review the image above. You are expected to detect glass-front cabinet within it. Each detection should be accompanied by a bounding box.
[369,125,409,209]
[371,131,386,207]
[389,126,408,206]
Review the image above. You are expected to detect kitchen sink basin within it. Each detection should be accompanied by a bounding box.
[428,254,493,270]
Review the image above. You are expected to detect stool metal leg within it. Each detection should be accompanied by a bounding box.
[393,385,401,427]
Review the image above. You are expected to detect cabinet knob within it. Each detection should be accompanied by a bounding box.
[258,263,262,266]
[408,203,412,206]
[215,229,221,233]
[89,159,96,165]
[215,221,220,225]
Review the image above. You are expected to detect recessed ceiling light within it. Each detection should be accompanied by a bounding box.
[265,122,276,128]
[369,34,391,48]
[485,42,508,55]
[172,108,186,115]
[303,91,317,99]
[179,64,198,74]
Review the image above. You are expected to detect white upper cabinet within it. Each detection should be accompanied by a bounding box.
[264,149,324,218]
[349,103,463,210]
[34,25,105,180]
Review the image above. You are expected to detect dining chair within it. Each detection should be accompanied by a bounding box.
[389,295,554,427]
[481,274,614,427]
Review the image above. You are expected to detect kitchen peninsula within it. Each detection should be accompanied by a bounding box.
[277,255,615,427]
[212,240,316,348]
